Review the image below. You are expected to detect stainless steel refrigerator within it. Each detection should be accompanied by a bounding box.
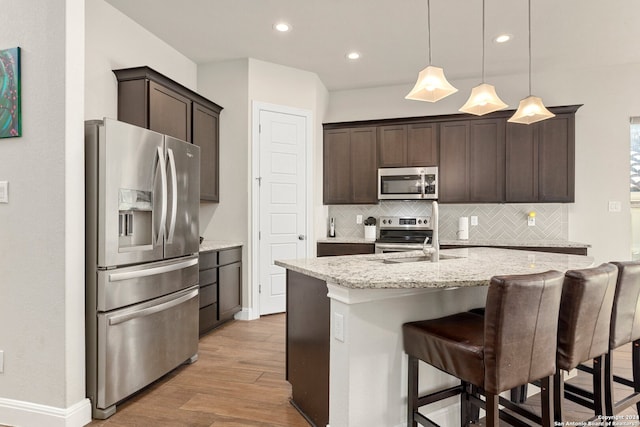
[85,118,200,419]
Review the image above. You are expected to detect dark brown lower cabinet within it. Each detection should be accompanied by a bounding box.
[317,242,375,257]
[286,270,330,427]
[198,247,242,335]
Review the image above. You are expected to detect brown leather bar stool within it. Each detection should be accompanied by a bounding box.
[403,270,564,427]
[563,261,640,416]
[551,263,618,422]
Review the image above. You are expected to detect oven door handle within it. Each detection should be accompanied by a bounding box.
[375,243,423,251]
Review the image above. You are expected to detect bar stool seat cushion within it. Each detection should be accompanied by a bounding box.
[404,312,485,387]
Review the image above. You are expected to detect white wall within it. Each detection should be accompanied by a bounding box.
[198,59,250,305]
[85,0,197,121]
[0,0,90,425]
[327,65,640,264]
[198,58,328,315]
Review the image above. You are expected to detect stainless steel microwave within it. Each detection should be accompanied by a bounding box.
[378,167,438,200]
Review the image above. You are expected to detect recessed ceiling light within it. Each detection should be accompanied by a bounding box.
[274,22,291,32]
[493,34,513,44]
[346,52,361,60]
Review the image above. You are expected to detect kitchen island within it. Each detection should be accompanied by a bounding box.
[275,247,594,427]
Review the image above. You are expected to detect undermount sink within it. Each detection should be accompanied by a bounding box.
[380,254,462,264]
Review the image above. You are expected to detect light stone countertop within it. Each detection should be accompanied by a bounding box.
[275,247,594,290]
[199,240,243,252]
[316,237,590,248]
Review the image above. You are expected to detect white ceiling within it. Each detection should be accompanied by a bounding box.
[104,0,640,91]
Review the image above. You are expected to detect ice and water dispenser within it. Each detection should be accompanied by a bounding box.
[118,188,153,249]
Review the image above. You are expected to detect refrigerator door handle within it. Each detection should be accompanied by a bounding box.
[156,146,168,245]
[108,287,198,326]
[166,148,178,244]
[108,257,199,282]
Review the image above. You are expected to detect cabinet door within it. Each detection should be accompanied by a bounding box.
[219,262,241,321]
[350,127,377,204]
[506,123,538,202]
[468,119,505,202]
[407,123,438,166]
[323,129,352,204]
[538,115,575,202]
[377,125,407,167]
[439,121,469,202]
[193,102,220,202]
[148,80,192,142]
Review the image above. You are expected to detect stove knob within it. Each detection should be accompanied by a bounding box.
[418,219,422,224]
[382,219,387,224]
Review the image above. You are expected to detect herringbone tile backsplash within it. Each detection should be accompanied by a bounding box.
[326,201,568,241]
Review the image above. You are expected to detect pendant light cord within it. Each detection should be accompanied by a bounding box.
[528,0,532,95]
[427,0,432,65]
[481,0,485,83]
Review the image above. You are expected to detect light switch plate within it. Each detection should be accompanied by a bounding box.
[608,201,622,212]
[0,181,7,203]
[0,350,4,373]
[470,216,478,226]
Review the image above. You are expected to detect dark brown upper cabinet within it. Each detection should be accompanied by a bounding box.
[323,127,377,204]
[506,113,575,202]
[439,119,505,203]
[113,66,223,202]
[377,123,438,168]
[323,105,580,205]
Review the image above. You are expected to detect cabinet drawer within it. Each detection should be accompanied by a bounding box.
[199,268,217,286]
[198,303,218,335]
[199,283,217,308]
[199,251,218,270]
[219,247,242,265]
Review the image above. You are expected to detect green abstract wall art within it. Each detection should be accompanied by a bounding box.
[0,47,21,138]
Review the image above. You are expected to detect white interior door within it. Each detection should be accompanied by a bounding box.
[258,109,307,315]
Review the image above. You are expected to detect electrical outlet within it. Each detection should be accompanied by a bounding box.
[356,215,363,224]
[334,313,344,342]
[470,216,478,226]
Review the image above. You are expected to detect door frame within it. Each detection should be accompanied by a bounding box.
[250,101,313,319]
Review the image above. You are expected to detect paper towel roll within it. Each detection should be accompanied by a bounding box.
[457,217,469,240]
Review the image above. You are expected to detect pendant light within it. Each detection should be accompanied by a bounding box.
[459,0,508,115]
[405,0,458,102]
[508,0,554,124]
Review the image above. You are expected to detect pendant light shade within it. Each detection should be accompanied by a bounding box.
[405,0,457,103]
[509,0,554,125]
[405,66,458,102]
[459,83,508,115]
[507,95,555,124]
[459,0,507,115]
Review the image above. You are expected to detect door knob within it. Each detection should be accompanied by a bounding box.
[298,235,306,240]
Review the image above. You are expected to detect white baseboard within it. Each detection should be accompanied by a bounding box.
[234,307,259,321]
[0,397,91,427]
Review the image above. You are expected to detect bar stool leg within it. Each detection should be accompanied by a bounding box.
[593,355,606,416]
[485,393,499,427]
[408,355,418,427]
[604,352,615,416]
[553,368,564,424]
[633,340,640,414]
[540,376,555,427]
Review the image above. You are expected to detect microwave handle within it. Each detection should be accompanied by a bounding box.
[420,173,426,199]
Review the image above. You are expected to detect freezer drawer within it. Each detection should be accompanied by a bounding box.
[96,255,199,311]
[96,285,199,411]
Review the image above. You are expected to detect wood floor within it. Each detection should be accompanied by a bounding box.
[71,314,639,426]
[87,314,309,427]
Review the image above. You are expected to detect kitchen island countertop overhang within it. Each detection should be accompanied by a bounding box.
[277,247,595,427]
[275,247,595,290]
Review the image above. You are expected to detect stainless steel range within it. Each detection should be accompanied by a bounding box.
[375,216,434,253]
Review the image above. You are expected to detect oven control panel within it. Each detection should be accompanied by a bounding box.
[379,216,431,229]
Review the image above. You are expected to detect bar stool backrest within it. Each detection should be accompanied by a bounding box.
[483,270,564,395]
[557,263,618,371]
[610,261,640,349]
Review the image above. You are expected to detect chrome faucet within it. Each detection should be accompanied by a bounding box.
[422,201,440,262]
